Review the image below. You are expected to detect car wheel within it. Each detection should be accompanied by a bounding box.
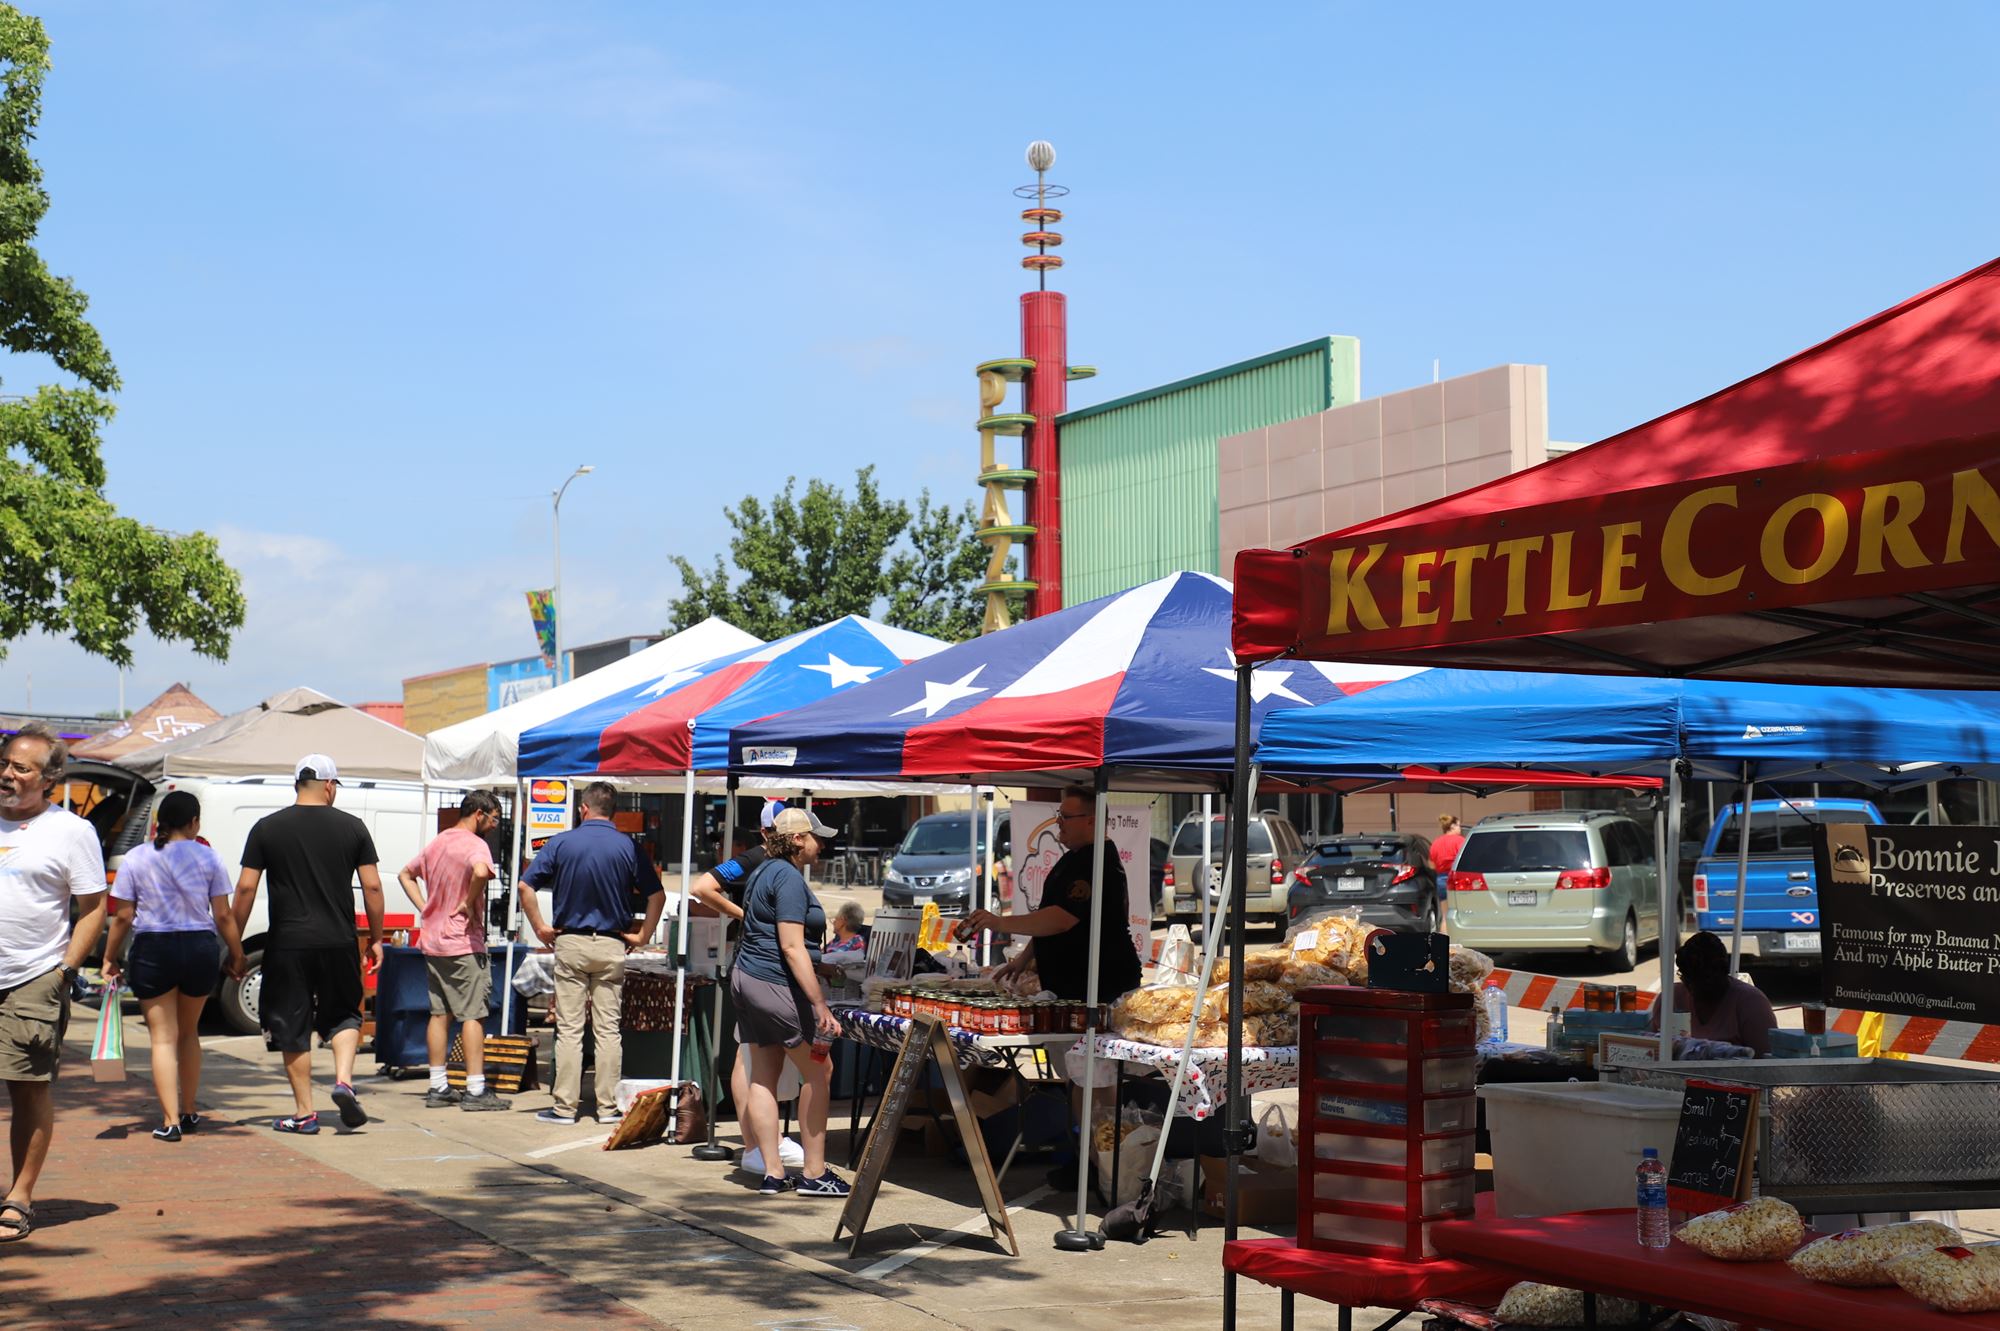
[218,951,263,1035]
[1603,914,1639,974]
[1417,896,1439,934]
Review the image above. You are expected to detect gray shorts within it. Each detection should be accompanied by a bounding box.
[731,971,813,1049]
[426,952,492,1022]
[0,966,69,1083]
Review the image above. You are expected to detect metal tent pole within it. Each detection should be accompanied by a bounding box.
[982,789,997,969]
[1729,771,1754,975]
[1201,792,1213,929]
[692,774,737,1161]
[1927,781,1942,826]
[1656,764,1684,1062]
[669,768,698,1094]
[1054,768,1112,1253]
[499,777,528,1033]
[1222,664,1253,1330]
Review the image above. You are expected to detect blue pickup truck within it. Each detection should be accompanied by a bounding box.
[1692,797,1884,968]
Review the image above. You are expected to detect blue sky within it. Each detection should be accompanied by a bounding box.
[6,2,1997,716]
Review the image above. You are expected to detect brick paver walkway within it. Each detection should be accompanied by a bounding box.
[0,1074,671,1330]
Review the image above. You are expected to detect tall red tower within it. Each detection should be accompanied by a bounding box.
[975,141,1094,630]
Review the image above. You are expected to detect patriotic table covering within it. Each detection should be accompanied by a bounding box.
[1063,1035,1302,1120]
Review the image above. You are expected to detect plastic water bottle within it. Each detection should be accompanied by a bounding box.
[1636,1148,1670,1249]
[1481,982,1509,1045]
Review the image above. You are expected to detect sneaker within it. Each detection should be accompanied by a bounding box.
[795,1169,851,1199]
[331,1082,368,1129]
[424,1087,463,1108]
[179,1113,203,1135]
[460,1090,512,1112]
[595,1107,624,1125]
[274,1113,320,1135]
[757,1173,797,1196]
[535,1108,580,1125]
[152,1124,183,1143]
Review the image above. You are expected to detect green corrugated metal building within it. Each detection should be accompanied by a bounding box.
[1057,336,1359,604]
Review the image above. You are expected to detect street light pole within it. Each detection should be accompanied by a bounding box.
[552,464,595,685]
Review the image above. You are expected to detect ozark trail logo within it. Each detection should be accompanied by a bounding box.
[1740,723,1807,740]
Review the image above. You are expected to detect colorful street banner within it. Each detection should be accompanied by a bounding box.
[526,590,557,670]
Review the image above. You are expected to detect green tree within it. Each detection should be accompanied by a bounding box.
[0,8,243,664]
[666,468,1002,643]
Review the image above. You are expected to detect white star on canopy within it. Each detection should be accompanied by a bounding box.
[641,667,705,698]
[799,654,882,688]
[892,666,989,718]
[1201,663,1308,705]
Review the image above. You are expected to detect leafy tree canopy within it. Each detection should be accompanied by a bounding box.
[667,466,1002,643]
[0,7,244,665]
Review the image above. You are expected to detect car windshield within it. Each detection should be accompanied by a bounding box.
[1454,828,1593,872]
[1171,817,1272,856]
[898,818,992,856]
[1711,808,1822,856]
[1310,840,1406,864]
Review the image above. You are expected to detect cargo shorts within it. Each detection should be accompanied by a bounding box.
[0,965,71,1083]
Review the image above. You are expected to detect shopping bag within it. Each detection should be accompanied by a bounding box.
[90,983,127,1082]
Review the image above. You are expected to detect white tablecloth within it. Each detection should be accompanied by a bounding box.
[1062,1035,1301,1120]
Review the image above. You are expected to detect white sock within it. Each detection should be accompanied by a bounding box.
[467,1074,486,1097]
[429,1065,448,1092]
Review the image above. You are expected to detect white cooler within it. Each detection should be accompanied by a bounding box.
[1479,1081,1683,1216]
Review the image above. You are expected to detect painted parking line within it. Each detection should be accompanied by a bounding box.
[855,1185,1054,1281]
[524,1132,612,1158]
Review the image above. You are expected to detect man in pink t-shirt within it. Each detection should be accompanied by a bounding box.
[397,791,506,1111]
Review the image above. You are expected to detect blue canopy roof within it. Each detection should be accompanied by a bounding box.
[1254,669,2000,788]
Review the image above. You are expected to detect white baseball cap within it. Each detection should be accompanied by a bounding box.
[295,753,340,784]
[771,806,836,839]
[759,799,784,829]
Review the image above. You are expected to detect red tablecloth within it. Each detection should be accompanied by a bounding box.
[1431,1210,2000,1331]
[1223,1238,1514,1309]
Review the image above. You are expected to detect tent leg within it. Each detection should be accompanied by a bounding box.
[1222,665,1254,1325]
[1729,772,1754,975]
[669,768,697,1096]
[693,775,737,1162]
[1054,770,1111,1253]
[982,789,997,970]
[500,777,528,1034]
[1657,765,1683,1062]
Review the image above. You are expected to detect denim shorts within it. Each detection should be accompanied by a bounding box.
[127,930,223,1000]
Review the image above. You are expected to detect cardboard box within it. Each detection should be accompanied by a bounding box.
[1199,1155,1296,1228]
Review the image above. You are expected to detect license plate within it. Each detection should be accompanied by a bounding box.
[1507,890,1538,906]
[1784,932,1821,952]
[1337,876,1365,892]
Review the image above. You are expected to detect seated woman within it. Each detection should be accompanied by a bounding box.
[824,901,867,955]
[1648,930,1777,1056]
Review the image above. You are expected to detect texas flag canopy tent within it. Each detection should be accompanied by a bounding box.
[518,614,946,777]
[728,572,1428,789]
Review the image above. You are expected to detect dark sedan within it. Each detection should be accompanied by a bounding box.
[1287,834,1440,933]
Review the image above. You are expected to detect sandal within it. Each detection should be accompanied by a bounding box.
[0,1199,33,1242]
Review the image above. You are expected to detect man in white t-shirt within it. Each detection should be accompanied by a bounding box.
[0,722,108,1243]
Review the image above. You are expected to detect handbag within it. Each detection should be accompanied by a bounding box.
[90,982,127,1082]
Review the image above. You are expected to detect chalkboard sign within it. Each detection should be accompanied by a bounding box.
[833,1013,1018,1257]
[1666,1078,1760,1214]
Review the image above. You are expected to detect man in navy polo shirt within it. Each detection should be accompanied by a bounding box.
[518,781,664,1125]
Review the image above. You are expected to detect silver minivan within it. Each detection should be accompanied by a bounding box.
[1444,811,1660,972]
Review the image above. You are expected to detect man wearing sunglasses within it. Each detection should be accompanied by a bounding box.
[963,787,1141,1003]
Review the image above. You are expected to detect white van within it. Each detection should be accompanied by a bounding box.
[119,776,437,1033]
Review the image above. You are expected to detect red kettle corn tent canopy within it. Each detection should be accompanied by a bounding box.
[1232,257,2000,686]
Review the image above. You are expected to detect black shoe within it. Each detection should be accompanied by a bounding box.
[179,1113,202,1134]
[795,1169,851,1199]
[152,1124,183,1142]
[459,1090,512,1112]
[424,1087,463,1108]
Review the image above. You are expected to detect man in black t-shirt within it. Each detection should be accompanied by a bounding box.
[233,755,384,1135]
[964,787,1142,1003]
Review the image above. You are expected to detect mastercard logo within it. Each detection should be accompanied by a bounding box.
[530,779,569,803]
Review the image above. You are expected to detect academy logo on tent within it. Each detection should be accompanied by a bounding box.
[1740,724,1807,739]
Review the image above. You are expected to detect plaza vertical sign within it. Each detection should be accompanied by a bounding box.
[1815,823,2000,1024]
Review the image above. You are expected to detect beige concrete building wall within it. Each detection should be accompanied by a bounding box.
[1218,363,1550,565]
[402,663,489,735]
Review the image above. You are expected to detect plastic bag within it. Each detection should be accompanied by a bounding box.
[1156,924,1197,984]
[1789,1220,1961,1287]
[1493,1282,1644,1327]
[1251,1091,1300,1169]
[90,982,126,1083]
[1887,1242,2000,1313]
[1281,907,1371,973]
[1674,1197,1805,1262]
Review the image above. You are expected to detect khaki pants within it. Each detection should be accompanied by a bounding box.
[551,935,625,1117]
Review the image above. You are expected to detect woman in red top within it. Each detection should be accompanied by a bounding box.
[1429,814,1466,874]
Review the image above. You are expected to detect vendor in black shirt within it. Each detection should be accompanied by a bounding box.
[963,786,1143,1003]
